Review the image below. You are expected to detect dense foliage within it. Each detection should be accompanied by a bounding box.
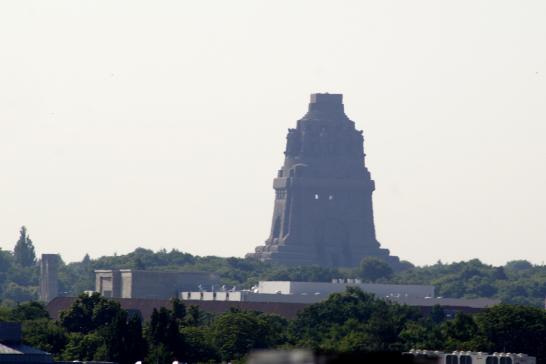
[52,249,546,308]
[0,226,544,309]
[0,227,545,306]
[2,289,545,363]
[13,226,36,267]
[391,258,546,306]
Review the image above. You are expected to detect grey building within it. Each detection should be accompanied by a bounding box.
[248,93,400,268]
[0,322,53,363]
[95,269,218,299]
[181,280,500,312]
[182,280,435,304]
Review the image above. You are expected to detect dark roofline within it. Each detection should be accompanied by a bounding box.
[46,296,308,320]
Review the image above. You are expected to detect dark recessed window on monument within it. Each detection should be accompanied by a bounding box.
[273,217,281,238]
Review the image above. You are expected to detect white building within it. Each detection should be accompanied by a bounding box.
[257,280,435,298]
[180,280,500,310]
[181,279,436,304]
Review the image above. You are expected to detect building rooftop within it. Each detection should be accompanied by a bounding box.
[0,323,53,363]
[0,342,52,356]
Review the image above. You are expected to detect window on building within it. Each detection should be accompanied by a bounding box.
[500,358,512,364]
[328,195,334,200]
[314,194,319,200]
[446,355,459,364]
[486,357,499,364]
[460,355,472,364]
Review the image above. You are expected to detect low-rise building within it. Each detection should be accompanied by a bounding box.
[0,322,53,363]
[257,279,435,298]
[180,280,499,313]
[182,279,436,304]
[95,269,218,299]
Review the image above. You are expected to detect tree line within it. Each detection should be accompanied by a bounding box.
[3,288,545,364]
[0,226,545,307]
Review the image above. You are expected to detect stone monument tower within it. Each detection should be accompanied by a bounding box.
[247,93,400,268]
[39,254,60,302]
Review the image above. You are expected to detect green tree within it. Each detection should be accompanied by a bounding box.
[97,310,146,364]
[81,254,91,266]
[429,305,446,324]
[60,293,146,364]
[180,326,219,363]
[146,304,184,363]
[124,315,148,364]
[504,260,533,272]
[211,309,272,361]
[13,226,36,267]
[3,282,37,302]
[10,301,49,321]
[22,319,67,358]
[400,320,445,350]
[133,257,146,270]
[290,287,420,351]
[476,304,546,362]
[358,257,393,282]
[185,304,212,327]
[61,332,104,362]
[441,312,482,350]
[146,343,171,364]
[0,249,14,295]
[60,293,120,334]
[263,265,341,282]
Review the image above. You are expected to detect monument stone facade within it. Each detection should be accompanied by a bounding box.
[247,93,400,268]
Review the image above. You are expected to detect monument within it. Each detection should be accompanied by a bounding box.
[247,93,401,268]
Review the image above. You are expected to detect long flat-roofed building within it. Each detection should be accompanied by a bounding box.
[95,269,218,299]
[181,280,499,314]
[257,280,435,298]
[182,279,435,304]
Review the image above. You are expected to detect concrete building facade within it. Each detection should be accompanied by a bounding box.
[39,254,60,303]
[95,269,218,299]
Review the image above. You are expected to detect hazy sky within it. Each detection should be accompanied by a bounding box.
[1,1,545,266]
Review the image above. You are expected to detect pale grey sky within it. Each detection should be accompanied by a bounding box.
[1,1,545,266]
